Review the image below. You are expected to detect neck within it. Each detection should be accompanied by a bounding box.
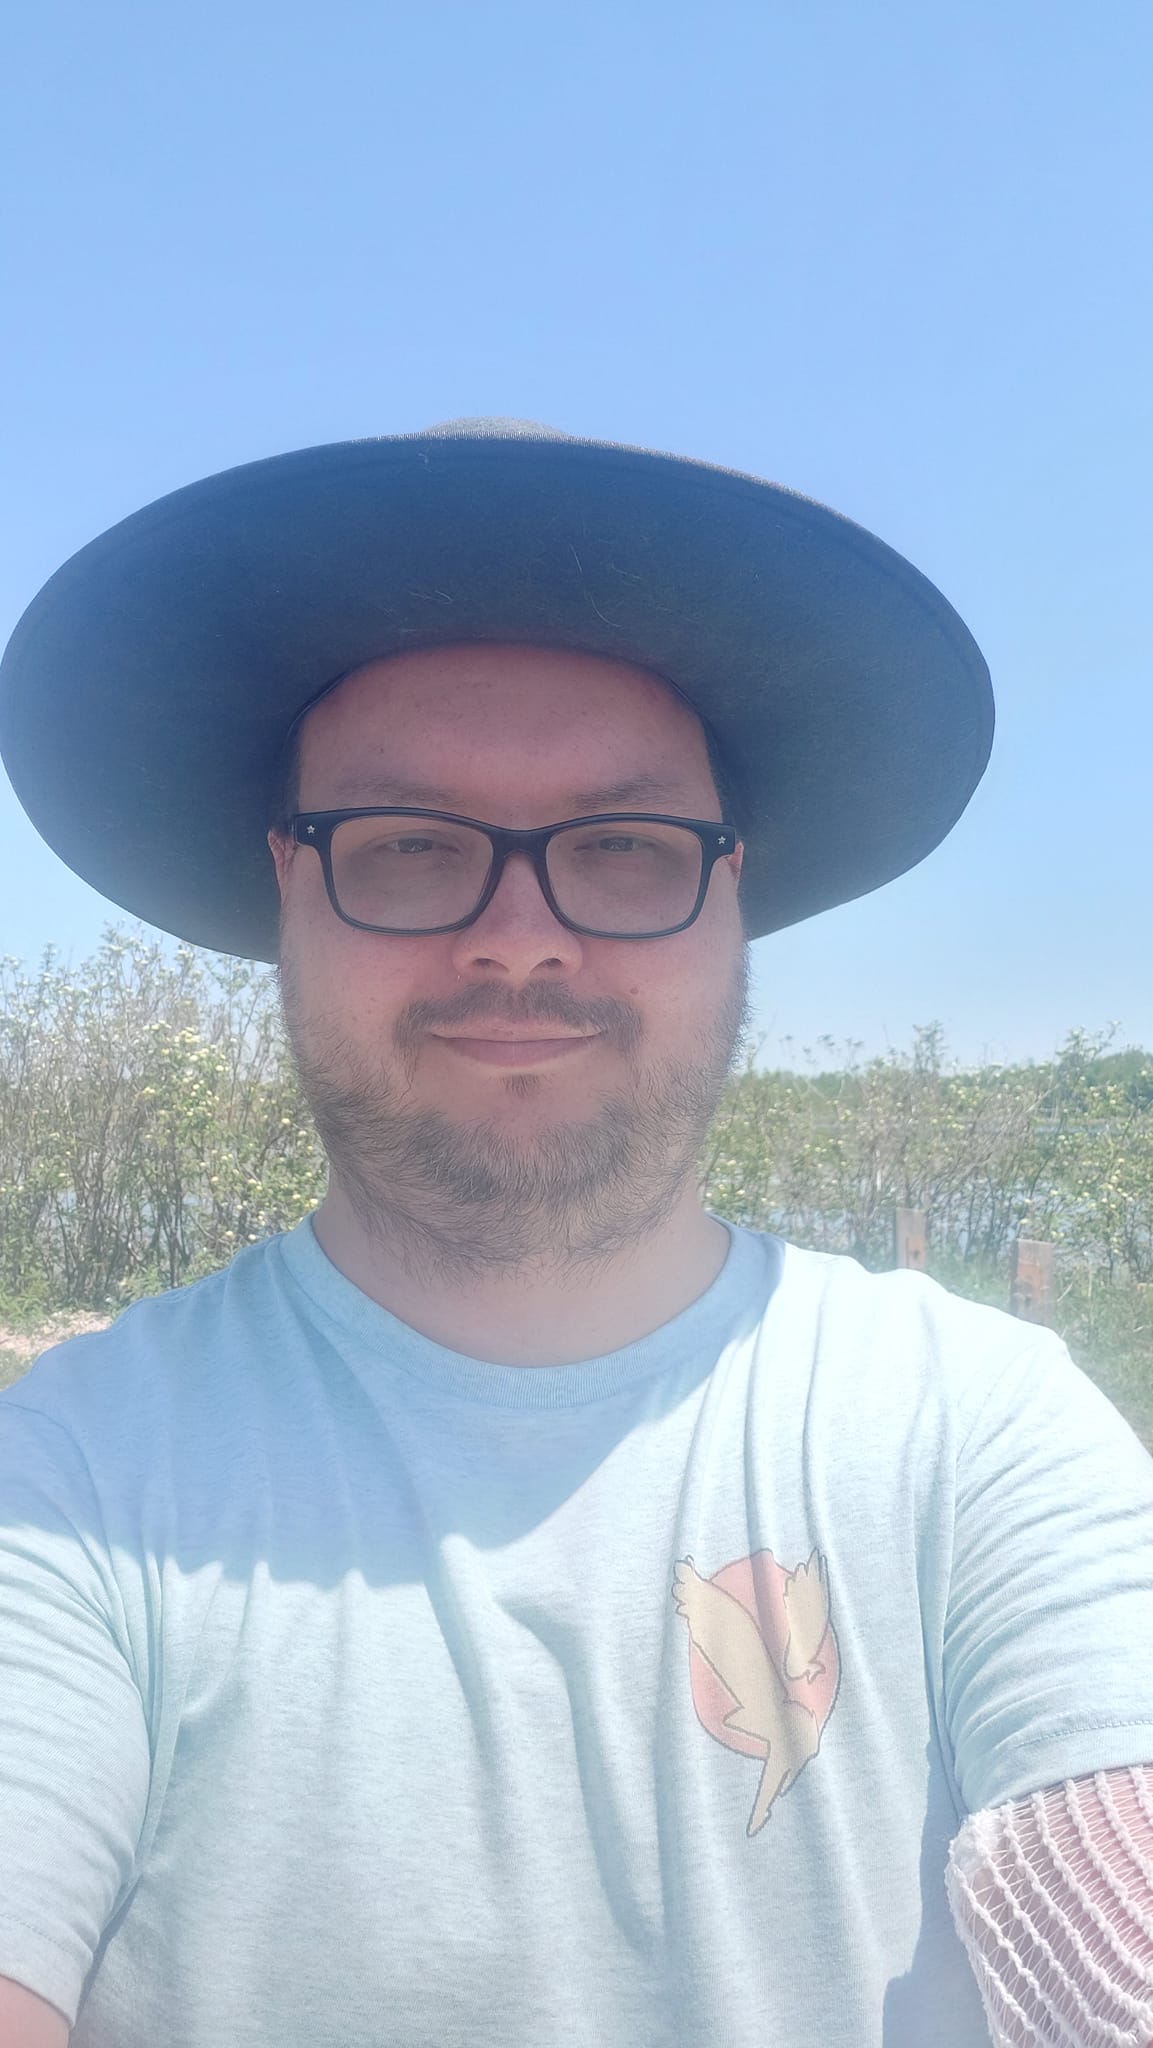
[308,1180,731,1367]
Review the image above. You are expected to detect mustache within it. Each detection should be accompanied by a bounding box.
[393,984,643,1054]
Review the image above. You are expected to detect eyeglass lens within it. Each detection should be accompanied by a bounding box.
[328,814,706,934]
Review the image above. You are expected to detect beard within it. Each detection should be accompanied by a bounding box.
[278,944,752,1285]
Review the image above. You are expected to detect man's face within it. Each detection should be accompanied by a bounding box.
[270,643,749,1278]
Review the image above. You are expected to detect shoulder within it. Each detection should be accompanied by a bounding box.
[768,1234,1036,1352]
[756,1234,1071,1433]
[0,1233,295,1457]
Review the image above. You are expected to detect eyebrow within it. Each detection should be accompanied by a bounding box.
[319,772,696,812]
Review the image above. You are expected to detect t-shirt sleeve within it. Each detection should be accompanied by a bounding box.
[943,1330,1153,1817]
[0,1395,152,2025]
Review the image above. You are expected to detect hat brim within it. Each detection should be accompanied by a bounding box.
[0,428,993,961]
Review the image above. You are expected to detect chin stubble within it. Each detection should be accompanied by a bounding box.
[278,949,751,1284]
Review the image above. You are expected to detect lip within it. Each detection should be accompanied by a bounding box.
[432,1033,600,1067]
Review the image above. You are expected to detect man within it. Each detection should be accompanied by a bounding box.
[0,420,1150,2046]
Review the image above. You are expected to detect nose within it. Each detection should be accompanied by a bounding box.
[448,848,584,978]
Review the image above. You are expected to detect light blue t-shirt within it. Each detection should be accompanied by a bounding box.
[1,1216,1152,2047]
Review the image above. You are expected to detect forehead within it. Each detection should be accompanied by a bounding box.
[296,643,717,808]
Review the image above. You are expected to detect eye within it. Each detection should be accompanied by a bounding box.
[597,835,643,851]
[363,832,464,857]
[572,833,654,853]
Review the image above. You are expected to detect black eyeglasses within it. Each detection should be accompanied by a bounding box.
[291,809,739,940]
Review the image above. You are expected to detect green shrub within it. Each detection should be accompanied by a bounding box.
[0,932,325,1312]
[1,937,1150,1446]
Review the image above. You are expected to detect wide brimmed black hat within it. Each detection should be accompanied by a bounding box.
[0,419,993,961]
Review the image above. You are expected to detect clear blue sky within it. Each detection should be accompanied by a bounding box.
[3,0,1151,1070]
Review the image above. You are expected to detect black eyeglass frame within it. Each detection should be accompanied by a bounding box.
[290,808,740,940]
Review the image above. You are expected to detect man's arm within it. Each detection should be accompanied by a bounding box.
[0,1977,70,2047]
[0,1398,152,2043]
[947,1764,1153,2046]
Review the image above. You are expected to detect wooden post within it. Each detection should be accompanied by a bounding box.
[894,1208,927,1272]
[1010,1239,1054,1325]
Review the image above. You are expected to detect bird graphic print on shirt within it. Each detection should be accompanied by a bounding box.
[672,1549,841,1836]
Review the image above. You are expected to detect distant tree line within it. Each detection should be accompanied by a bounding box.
[2,934,1151,1422]
[700,1022,1153,1282]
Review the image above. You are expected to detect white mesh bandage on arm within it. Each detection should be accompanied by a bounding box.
[946,1766,1153,2047]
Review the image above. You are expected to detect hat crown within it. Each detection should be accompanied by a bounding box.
[418,416,569,440]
